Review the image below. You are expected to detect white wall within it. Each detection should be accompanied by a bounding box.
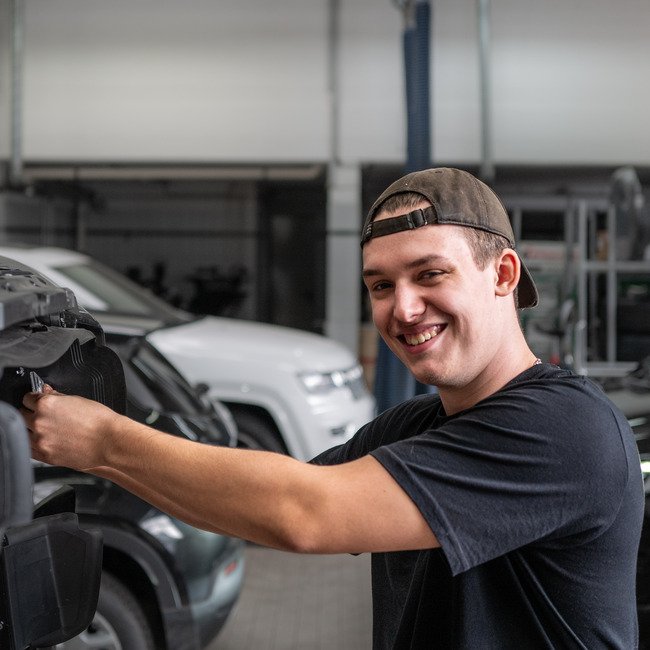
[487,0,650,164]
[20,0,331,162]
[1,0,648,167]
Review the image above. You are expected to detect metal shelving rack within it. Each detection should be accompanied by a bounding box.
[508,192,650,380]
[573,199,650,378]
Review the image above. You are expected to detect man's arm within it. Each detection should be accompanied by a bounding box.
[22,388,439,554]
[91,467,234,535]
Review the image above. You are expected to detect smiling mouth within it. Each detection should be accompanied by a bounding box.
[402,325,445,347]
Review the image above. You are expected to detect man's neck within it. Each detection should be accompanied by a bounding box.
[439,346,539,415]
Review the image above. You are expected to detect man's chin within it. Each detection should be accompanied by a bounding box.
[385,341,443,384]
[404,360,442,387]
[414,374,440,388]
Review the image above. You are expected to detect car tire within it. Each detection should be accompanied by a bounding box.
[233,410,287,454]
[55,571,155,650]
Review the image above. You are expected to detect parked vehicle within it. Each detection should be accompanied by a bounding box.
[0,244,376,461]
[0,255,245,650]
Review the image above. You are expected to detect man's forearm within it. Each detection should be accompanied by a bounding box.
[92,465,236,536]
[99,416,322,551]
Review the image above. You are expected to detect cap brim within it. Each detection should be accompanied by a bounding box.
[518,258,539,309]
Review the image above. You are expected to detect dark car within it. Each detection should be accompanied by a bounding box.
[0,255,245,650]
[0,401,104,650]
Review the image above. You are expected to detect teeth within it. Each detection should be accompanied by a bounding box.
[405,328,439,346]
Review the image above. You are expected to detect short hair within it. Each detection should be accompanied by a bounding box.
[374,192,510,269]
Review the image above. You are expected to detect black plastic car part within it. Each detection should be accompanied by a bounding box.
[0,402,103,650]
[0,256,127,415]
[0,333,127,416]
[0,512,103,649]
[0,264,76,331]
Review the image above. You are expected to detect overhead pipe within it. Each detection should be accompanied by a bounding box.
[477,0,495,185]
[403,0,431,174]
[10,0,25,187]
[327,0,341,167]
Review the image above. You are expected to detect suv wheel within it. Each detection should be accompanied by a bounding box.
[55,572,155,650]
[234,410,287,454]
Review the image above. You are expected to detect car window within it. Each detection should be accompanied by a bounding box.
[112,339,208,415]
[54,261,185,322]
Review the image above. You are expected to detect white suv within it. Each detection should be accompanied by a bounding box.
[0,244,375,461]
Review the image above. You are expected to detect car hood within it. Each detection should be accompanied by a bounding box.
[147,315,359,373]
[92,312,167,337]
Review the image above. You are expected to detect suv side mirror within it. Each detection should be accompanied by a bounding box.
[0,402,103,649]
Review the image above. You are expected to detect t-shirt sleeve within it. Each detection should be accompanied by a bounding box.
[370,378,633,575]
[310,394,438,466]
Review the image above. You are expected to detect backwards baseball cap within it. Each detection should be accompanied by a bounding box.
[361,167,539,309]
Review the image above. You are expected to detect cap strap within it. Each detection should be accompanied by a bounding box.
[361,206,438,245]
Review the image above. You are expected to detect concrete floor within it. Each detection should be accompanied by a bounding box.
[211,544,372,650]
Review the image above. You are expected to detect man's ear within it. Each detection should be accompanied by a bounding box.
[494,249,521,298]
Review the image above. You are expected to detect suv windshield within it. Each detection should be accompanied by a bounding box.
[55,260,188,323]
[116,339,210,416]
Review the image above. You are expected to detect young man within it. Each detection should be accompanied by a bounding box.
[23,168,643,649]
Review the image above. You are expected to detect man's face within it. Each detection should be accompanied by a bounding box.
[362,212,504,391]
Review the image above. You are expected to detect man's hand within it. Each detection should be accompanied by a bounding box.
[21,385,121,471]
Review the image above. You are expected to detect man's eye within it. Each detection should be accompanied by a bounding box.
[372,281,392,292]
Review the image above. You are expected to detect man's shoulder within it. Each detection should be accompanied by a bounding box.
[509,362,577,384]
[486,363,632,450]
[502,363,607,404]
[311,393,443,465]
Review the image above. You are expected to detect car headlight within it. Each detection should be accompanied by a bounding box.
[298,365,367,399]
[299,365,366,399]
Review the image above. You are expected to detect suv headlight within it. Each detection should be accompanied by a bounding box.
[299,365,367,399]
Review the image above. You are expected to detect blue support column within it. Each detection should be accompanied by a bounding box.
[374,0,436,413]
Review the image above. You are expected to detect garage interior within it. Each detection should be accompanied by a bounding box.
[1,0,650,648]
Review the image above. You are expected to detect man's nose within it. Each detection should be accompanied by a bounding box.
[393,285,425,322]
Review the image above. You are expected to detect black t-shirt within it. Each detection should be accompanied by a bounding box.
[312,364,644,649]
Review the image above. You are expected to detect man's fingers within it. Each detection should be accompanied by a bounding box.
[23,384,58,406]
[22,391,38,411]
